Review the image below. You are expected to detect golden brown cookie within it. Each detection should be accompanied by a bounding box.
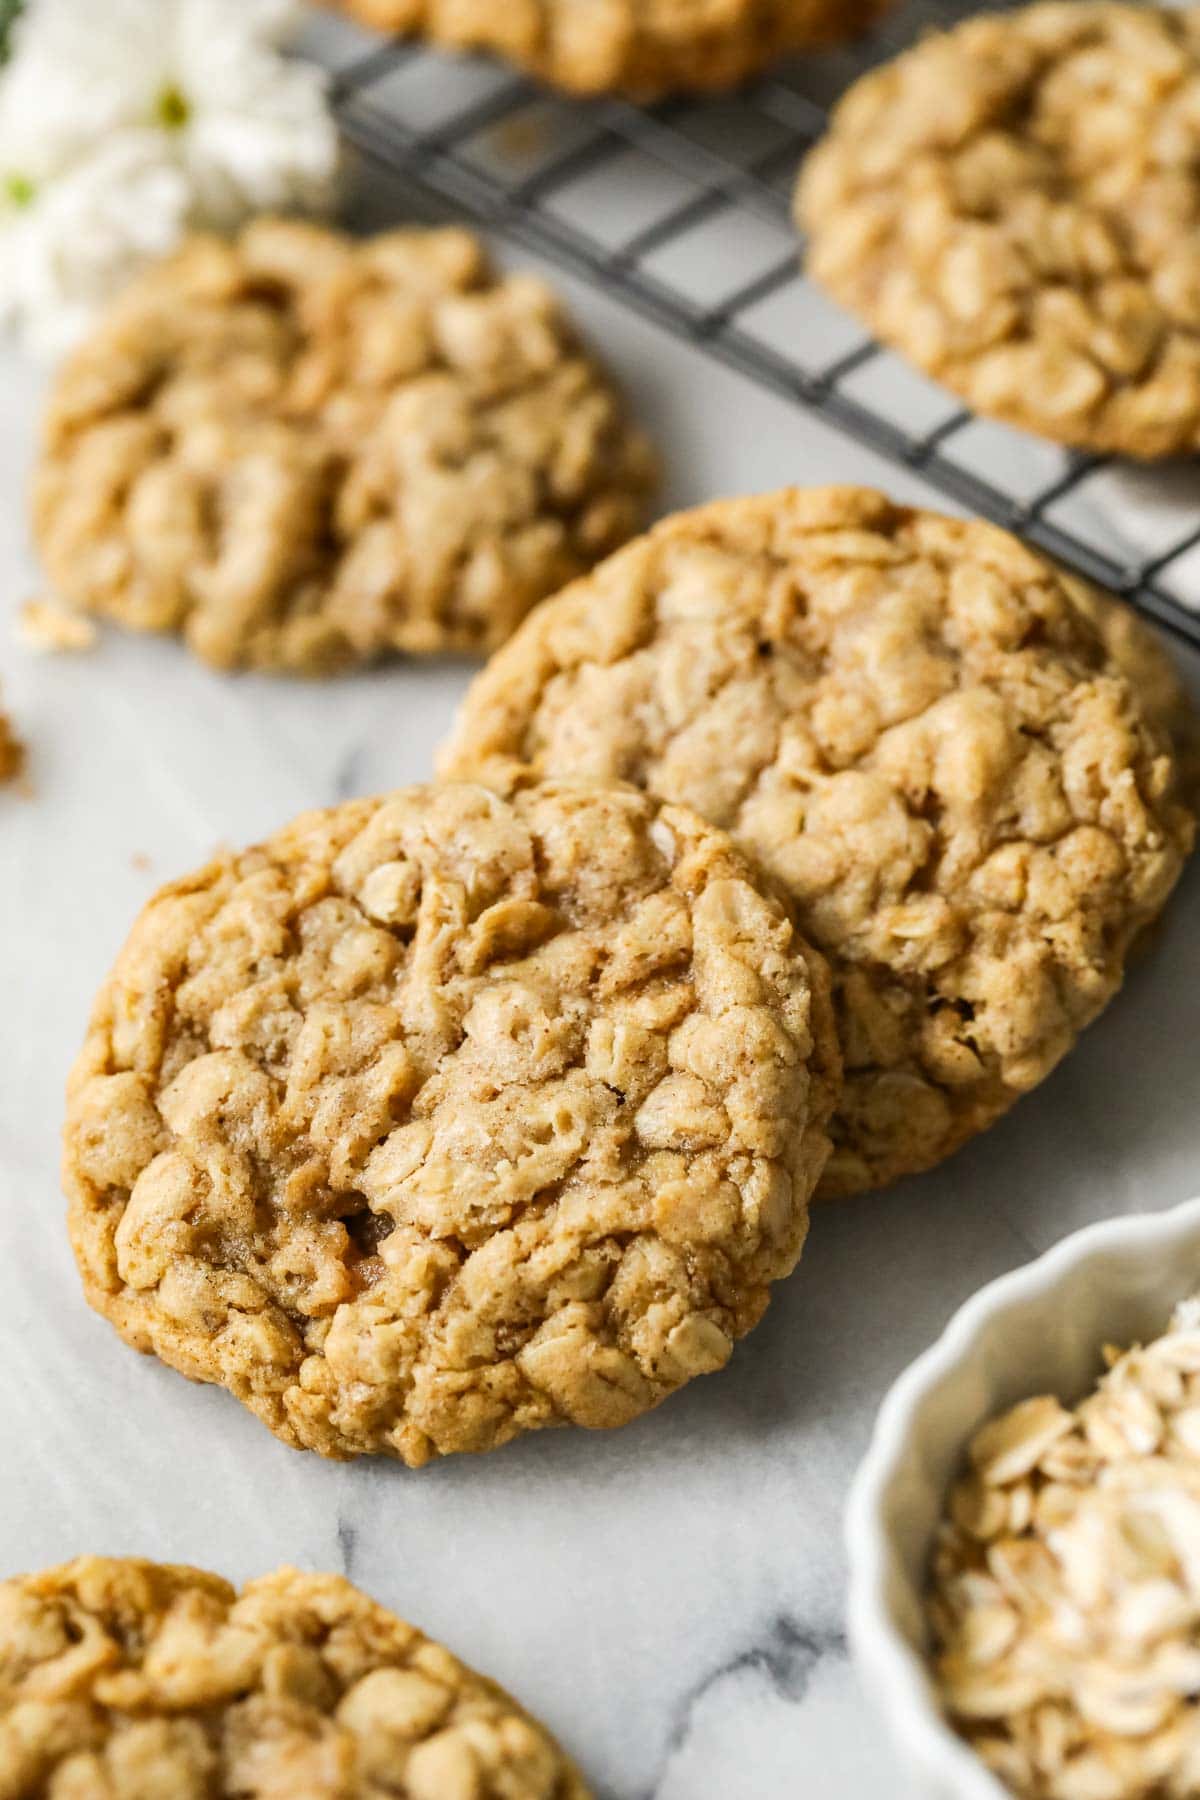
[329,0,892,96]
[65,780,838,1463]
[441,488,1194,1197]
[33,220,656,675]
[0,1557,588,1797]
[797,3,1200,458]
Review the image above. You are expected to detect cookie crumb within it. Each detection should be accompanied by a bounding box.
[0,701,24,786]
[19,596,98,653]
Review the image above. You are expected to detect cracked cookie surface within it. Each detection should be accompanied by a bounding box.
[0,1557,588,1797]
[442,488,1194,1196]
[1074,585,1200,806]
[797,3,1200,457]
[328,0,892,97]
[33,220,655,674]
[65,780,837,1463]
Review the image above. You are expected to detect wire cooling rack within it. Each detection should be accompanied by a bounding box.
[315,3,1200,652]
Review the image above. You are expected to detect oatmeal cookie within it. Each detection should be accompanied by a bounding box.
[328,0,892,97]
[65,780,837,1463]
[441,488,1194,1197]
[0,1557,588,1797]
[797,4,1200,458]
[33,220,656,674]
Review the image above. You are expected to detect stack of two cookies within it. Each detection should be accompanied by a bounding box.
[60,477,1195,1476]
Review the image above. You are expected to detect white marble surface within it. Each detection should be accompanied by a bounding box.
[3,84,1200,1800]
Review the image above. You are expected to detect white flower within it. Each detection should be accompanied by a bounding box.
[0,0,340,354]
[1,136,190,358]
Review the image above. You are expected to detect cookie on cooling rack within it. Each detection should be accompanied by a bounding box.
[0,1558,589,1797]
[33,219,656,674]
[65,780,838,1463]
[441,487,1195,1198]
[797,3,1200,458]
[328,0,892,96]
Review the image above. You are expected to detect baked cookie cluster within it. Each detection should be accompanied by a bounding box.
[327,0,893,97]
[65,780,837,1464]
[0,1557,588,1798]
[443,487,1194,1195]
[798,2,1200,457]
[33,220,655,673]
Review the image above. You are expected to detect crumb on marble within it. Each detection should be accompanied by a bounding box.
[0,701,24,786]
[18,596,98,654]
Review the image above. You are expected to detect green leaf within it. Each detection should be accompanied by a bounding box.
[0,0,24,67]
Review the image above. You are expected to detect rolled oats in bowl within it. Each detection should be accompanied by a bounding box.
[929,1297,1200,1799]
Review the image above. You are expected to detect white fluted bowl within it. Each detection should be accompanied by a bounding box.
[845,1194,1200,1800]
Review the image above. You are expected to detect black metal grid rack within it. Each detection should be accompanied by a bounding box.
[320,2,1200,651]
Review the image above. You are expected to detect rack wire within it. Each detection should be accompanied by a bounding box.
[316,2,1200,652]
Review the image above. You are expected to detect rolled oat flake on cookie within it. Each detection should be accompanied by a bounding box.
[64,780,838,1464]
[441,487,1195,1196]
[0,1556,590,1796]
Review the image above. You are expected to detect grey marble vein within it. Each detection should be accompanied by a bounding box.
[638,1618,849,1800]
